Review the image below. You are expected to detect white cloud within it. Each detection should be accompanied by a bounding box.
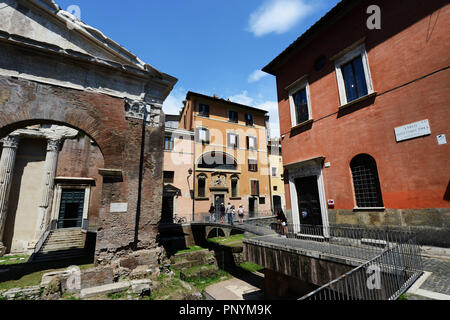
[248,70,269,83]
[163,87,187,115]
[248,0,314,37]
[228,91,280,138]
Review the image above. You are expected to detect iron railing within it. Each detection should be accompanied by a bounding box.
[298,242,423,300]
[267,224,423,300]
[269,223,423,266]
[198,210,275,223]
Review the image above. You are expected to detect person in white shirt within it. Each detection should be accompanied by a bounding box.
[237,205,245,224]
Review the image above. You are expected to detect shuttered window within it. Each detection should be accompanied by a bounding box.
[250,180,260,196]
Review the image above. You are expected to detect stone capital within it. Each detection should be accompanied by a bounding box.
[46,139,62,152]
[1,135,20,149]
[124,98,162,127]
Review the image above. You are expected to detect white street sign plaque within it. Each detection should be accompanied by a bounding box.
[394,119,431,142]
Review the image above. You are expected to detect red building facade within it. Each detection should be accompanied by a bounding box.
[264,0,450,246]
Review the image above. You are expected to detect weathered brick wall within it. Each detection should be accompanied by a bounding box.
[57,136,104,229]
[0,75,165,264]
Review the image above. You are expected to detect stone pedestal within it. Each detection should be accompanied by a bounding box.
[0,135,20,256]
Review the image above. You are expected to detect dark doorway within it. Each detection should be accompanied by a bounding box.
[58,189,85,229]
[273,195,282,213]
[248,197,257,218]
[161,195,174,223]
[214,195,225,212]
[294,176,323,233]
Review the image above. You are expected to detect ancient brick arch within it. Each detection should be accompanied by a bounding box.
[0,77,127,168]
[0,76,166,264]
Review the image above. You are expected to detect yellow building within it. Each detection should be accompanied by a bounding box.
[268,138,286,213]
[179,91,272,220]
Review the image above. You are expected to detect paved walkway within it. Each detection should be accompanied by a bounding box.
[406,255,450,300]
[204,271,265,300]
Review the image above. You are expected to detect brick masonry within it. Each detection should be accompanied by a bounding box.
[0,75,166,265]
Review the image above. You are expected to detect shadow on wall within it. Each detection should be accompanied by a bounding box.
[444,179,450,201]
[156,223,189,257]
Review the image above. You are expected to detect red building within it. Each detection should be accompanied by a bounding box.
[263,0,450,246]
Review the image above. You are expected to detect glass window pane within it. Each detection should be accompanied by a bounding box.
[342,61,358,102]
[293,88,309,124]
[352,56,368,98]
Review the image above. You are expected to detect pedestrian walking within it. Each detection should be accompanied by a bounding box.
[237,204,245,224]
[209,203,216,222]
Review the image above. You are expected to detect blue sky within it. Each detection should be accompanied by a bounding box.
[56,0,341,137]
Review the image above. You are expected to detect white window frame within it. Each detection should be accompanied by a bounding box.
[288,78,312,128]
[334,43,374,106]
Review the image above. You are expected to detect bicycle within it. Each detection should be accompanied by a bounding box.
[173,215,187,224]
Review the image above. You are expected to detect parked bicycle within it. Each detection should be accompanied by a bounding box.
[173,215,187,224]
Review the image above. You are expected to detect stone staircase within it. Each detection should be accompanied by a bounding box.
[31,228,88,263]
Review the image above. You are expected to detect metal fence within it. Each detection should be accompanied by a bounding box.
[198,210,275,223]
[298,242,423,300]
[271,224,425,300]
[269,223,423,266]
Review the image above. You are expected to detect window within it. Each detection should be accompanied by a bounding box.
[273,186,278,191]
[198,104,209,117]
[272,167,277,177]
[247,136,257,150]
[259,197,265,205]
[341,56,368,102]
[228,110,238,123]
[288,78,311,127]
[350,154,383,208]
[245,113,254,126]
[248,159,258,172]
[163,171,174,184]
[293,88,309,125]
[228,132,239,149]
[197,175,207,198]
[231,176,239,198]
[335,43,373,105]
[196,127,210,144]
[250,180,260,196]
[164,136,174,150]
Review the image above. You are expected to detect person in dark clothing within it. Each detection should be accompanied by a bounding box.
[209,203,216,222]
[275,209,288,236]
[219,203,226,223]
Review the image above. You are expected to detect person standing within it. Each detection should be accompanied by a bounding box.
[237,204,245,225]
[226,202,232,224]
[230,205,236,226]
[209,203,216,222]
[275,209,288,237]
[220,203,226,223]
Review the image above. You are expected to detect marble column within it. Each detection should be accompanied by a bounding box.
[34,138,61,241]
[0,135,20,256]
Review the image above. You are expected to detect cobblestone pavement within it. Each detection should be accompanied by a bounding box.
[420,257,450,296]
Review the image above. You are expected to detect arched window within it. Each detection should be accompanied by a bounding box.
[198,152,237,171]
[350,154,383,208]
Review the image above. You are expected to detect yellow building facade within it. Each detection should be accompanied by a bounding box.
[179,92,272,220]
[268,139,286,214]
